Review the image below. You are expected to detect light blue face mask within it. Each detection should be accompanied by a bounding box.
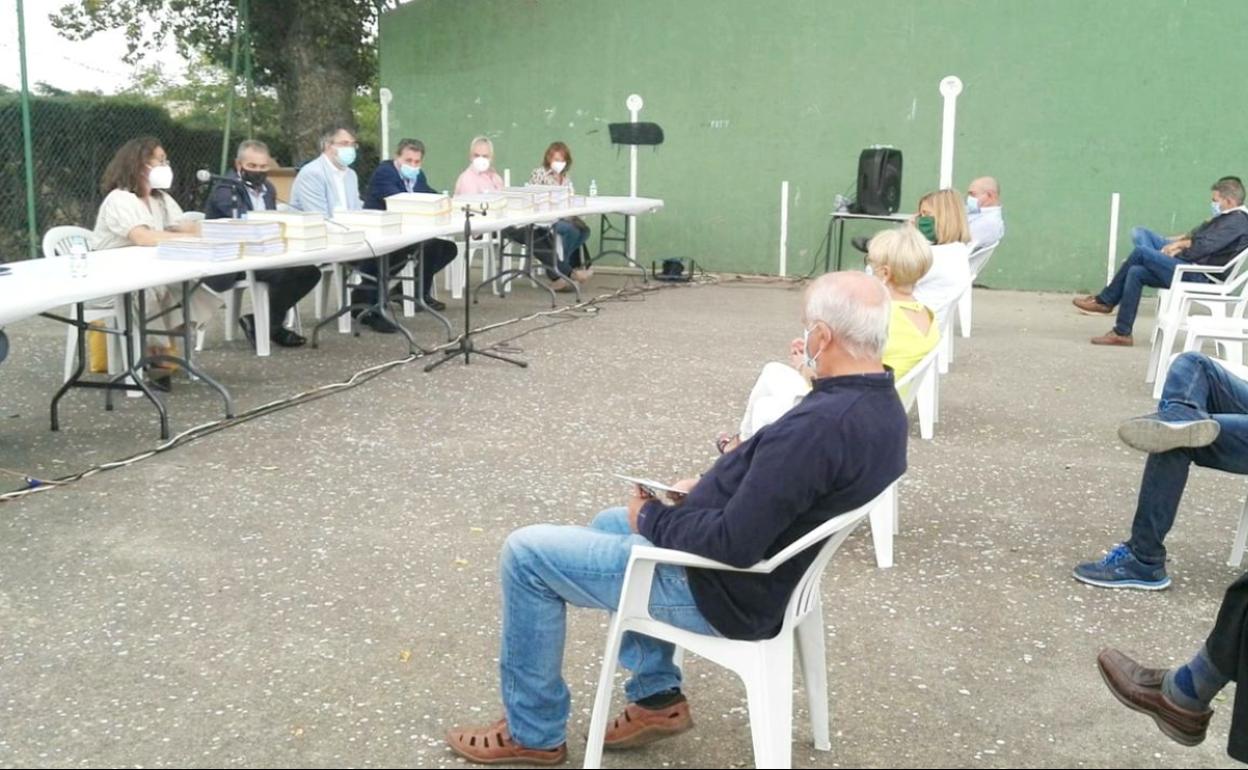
[336,146,357,167]
[966,195,981,215]
[801,323,825,370]
[399,164,421,181]
[1212,200,1224,218]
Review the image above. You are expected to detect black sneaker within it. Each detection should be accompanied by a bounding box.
[424,296,447,312]
[359,311,399,334]
[271,327,307,348]
[238,314,258,349]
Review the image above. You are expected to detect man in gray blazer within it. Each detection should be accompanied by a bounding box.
[291,125,398,333]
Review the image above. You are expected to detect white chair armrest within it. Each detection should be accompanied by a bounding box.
[627,545,769,574]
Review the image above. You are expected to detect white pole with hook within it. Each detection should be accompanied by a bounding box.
[626,94,643,266]
[938,76,963,189]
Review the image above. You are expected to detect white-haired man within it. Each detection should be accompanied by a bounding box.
[445,271,909,765]
[966,176,1005,246]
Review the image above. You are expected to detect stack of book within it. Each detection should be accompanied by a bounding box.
[385,192,452,230]
[198,219,286,257]
[328,229,366,246]
[245,210,329,252]
[525,184,572,210]
[501,187,542,214]
[156,239,242,262]
[329,209,402,238]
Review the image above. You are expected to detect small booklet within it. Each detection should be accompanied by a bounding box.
[612,473,686,498]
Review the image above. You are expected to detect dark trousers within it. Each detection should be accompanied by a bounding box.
[350,238,457,306]
[1205,571,1248,761]
[1127,352,1248,564]
[204,266,320,331]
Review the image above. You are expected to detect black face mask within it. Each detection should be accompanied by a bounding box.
[241,169,268,188]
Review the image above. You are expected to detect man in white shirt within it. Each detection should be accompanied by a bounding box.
[966,176,1005,247]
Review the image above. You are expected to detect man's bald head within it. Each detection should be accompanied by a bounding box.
[968,176,1000,207]
[802,271,891,363]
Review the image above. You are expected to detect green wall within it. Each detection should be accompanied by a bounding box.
[379,0,1244,292]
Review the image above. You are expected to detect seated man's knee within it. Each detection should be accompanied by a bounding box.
[589,506,630,533]
[500,524,561,572]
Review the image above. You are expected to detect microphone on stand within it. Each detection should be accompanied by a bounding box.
[195,169,249,191]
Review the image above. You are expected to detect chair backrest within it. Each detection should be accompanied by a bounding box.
[967,241,999,281]
[772,484,892,633]
[41,225,94,258]
[895,343,940,411]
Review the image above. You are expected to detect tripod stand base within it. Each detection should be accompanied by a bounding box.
[424,335,528,372]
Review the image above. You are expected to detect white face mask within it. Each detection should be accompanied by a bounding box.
[148,164,173,190]
[966,195,981,215]
[472,156,491,173]
[550,160,567,174]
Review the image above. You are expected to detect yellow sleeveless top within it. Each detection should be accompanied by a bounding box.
[884,300,940,379]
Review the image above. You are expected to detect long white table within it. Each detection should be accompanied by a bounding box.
[0,196,664,438]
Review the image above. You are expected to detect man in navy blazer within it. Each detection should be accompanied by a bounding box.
[364,137,456,312]
[203,140,319,349]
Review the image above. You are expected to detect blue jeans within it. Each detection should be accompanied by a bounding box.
[552,220,589,277]
[1127,352,1248,564]
[499,507,719,750]
[1098,227,1208,335]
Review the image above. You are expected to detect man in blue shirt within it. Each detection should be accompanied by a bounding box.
[446,271,909,765]
[364,138,456,313]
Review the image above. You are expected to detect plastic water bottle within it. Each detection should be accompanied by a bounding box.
[589,179,598,197]
[69,241,88,279]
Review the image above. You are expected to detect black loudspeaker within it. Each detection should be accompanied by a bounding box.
[608,122,665,146]
[853,147,903,215]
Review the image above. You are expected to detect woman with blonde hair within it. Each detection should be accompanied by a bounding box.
[720,226,940,453]
[912,188,972,327]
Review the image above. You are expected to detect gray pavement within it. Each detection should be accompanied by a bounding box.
[0,275,1242,768]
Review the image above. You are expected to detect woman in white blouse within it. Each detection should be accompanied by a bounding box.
[528,141,591,289]
[92,137,221,380]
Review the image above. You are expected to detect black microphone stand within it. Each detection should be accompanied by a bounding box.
[425,205,527,372]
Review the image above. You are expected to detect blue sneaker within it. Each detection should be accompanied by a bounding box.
[1073,544,1171,590]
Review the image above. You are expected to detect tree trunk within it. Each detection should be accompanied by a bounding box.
[280,14,356,164]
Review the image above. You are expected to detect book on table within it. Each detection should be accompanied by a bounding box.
[327,230,366,246]
[524,184,572,209]
[452,193,509,218]
[241,237,287,257]
[244,210,328,239]
[156,238,242,261]
[329,209,403,236]
[200,219,283,242]
[284,235,328,252]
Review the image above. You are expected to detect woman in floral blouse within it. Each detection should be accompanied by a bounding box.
[529,141,591,289]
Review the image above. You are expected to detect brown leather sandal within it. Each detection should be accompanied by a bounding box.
[446,718,567,765]
[604,696,694,750]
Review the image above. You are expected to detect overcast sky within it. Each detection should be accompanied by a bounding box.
[0,0,189,93]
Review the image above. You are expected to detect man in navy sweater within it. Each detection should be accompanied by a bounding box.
[362,138,457,313]
[446,271,909,765]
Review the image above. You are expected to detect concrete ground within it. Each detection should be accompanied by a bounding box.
[0,274,1242,768]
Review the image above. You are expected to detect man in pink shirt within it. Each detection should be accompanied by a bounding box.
[454,136,505,195]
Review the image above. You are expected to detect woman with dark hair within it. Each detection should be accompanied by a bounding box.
[91,137,221,381]
[529,141,591,289]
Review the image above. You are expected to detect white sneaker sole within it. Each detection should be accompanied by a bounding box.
[1072,571,1172,590]
[1118,418,1220,454]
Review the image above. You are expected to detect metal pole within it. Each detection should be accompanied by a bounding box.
[17,0,38,259]
[219,0,243,174]
[242,0,254,138]
[1107,192,1121,285]
[779,180,789,277]
[626,94,643,265]
[938,76,963,189]
[379,87,393,157]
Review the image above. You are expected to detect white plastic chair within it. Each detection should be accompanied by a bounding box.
[954,241,1000,339]
[209,274,303,356]
[583,488,889,770]
[42,226,126,381]
[1146,246,1248,395]
[935,293,961,375]
[896,341,940,442]
[445,233,500,299]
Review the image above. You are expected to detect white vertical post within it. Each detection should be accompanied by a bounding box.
[938,76,963,189]
[379,87,393,158]
[504,168,511,187]
[1107,192,1121,284]
[779,180,790,277]
[626,94,644,265]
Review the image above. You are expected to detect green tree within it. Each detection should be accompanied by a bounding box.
[52,0,394,161]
